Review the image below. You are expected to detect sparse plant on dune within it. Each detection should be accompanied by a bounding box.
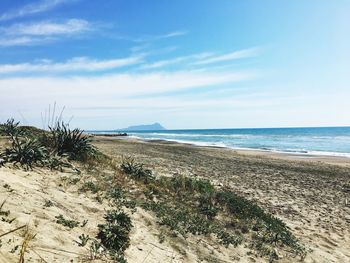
[0,134,72,170]
[55,215,80,229]
[120,157,154,183]
[215,190,306,257]
[80,181,100,194]
[46,122,96,161]
[97,210,132,257]
[0,118,21,137]
[160,175,215,194]
[0,135,48,170]
[75,233,90,247]
[123,156,306,261]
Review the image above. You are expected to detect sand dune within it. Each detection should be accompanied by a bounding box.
[0,136,349,262]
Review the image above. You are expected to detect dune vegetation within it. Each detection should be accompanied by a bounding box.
[0,118,306,262]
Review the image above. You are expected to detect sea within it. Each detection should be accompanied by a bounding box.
[91,127,350,158]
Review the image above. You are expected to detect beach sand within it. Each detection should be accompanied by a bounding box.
[0,136,349,262]
[95,137,350,262]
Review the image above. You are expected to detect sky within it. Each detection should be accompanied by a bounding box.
[0,0,349,130]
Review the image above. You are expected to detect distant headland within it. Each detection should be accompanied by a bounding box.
[121,122,166,131]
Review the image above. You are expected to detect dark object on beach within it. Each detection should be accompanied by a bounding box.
[92,133,128,137]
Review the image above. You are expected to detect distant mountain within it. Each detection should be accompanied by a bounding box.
[121,122,166,131]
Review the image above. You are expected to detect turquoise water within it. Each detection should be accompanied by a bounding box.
[92,127,350,157]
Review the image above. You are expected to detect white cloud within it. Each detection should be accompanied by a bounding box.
[193,48,260,65]
[0,0,71,21]
[134,30,188,42]
[0,36,52,47]
[5,19,90,36]
[0,56,143,74]
[0,19,92,46]
[159,31,188,39]
[140,52,213,69]
[0,70,255,110]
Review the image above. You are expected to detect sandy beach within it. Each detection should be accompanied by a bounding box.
[95,137,350,262]
[0,136,349,262]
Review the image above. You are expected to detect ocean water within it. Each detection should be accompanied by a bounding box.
[92,127,350,157]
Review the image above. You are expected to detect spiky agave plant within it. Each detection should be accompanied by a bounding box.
[0,118,21,136]
[0,135,48,170]
[48,122,95,161]
[120,157,153,183]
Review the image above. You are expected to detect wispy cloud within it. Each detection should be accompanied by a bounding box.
[193,48,260,65]
[4,19,91,36]
[0,70,255,107]
[0,36,52,47]
[0,56,143,74]
[139,48,260,70]
[158,30,188,39]
[140,52,213,69]
[133,30,188,43]
[0,19,92,47]
[0,67,257,128]
[0,0,72,21]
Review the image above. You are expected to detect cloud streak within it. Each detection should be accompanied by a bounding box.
[0,67,257,128]
[140,52,213,69]
[193,48,260,65]
[0,56,143,74]
[133,30,188,43]
[0,36,52,47]
[0,19,92,47]
[4,19,91,36]
[0,0,71,21]
[0,70,255,102]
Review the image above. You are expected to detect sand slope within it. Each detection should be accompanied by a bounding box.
[94,137,350,263]
[0,137,349,262]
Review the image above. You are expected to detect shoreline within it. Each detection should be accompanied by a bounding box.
[105,136,350,166]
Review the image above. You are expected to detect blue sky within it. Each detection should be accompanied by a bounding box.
[0,0,349,129]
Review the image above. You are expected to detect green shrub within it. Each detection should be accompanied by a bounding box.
[198,194,218,220]
[45,154,72,171]
[46,122,95,161]
[164,176,214,194]
[0,134,72,170]
[75,234,90,247]
[216,190,304,254]
[141,201,241,246]
[121,157,153,183]
[0,118,20,136]
[55,215,80,229]
[0,135,48,169]
[97,210,132,253]
[80,181,100,194]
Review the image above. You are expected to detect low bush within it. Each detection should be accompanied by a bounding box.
[159,175,215,195]
[97,210,132,255]
[141,201,242,246]
[0,118,21,137]
[55,215,80,229]
[198,194,218,220]
[46,122,96,161]
[216,190,305,256]
[0,134,72,171]
[80,181,100,194]
[120,157,154,183]
[0,136,48,170]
